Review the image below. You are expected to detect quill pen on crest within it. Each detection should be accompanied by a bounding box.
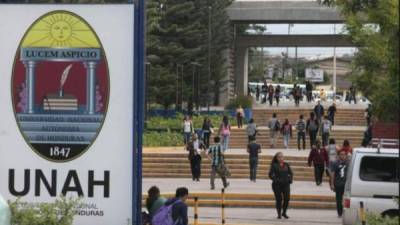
[60,64,73,89]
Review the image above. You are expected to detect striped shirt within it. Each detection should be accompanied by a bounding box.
[208,144,224,166]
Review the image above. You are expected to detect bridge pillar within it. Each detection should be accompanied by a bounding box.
[234,47,248,96]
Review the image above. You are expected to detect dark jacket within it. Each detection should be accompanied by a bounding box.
[308,147,329,166]
[314,105,324,118]
[165,198,188,225]
[268,162,293,185]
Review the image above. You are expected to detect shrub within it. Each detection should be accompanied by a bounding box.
[9,197,81,225]
[225,95,252,110]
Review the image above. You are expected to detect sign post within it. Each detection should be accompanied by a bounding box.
[0,3,143,225]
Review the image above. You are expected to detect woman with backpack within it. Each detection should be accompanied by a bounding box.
[280,119,292,149]
[219,115,231,151]
[202,117,213,148]
[145,186,166,219]
[269,152,293,219]
[268,113,280,148]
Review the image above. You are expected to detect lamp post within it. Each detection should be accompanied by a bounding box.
[191,62,201,112]
[207,3,212,114]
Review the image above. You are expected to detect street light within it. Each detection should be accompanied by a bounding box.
[191,62,201,111]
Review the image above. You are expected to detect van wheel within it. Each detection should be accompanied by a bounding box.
[382,209,399,218]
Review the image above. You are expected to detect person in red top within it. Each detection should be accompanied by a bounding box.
[308,139,329,186]
[339,139,353,157]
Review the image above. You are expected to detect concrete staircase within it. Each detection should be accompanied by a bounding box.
[142,193,335,209]
[229,128,364,149]
[143,153,329,182]
[252,108,366,126]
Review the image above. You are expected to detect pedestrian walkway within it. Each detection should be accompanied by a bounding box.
[187,208,341,225]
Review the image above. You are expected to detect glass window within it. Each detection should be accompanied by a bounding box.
[359,156,399,182]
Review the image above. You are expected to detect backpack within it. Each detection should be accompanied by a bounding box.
[222,124,230,136]
[152,200,182,225]
[246,124,257,136]
[274,121,280,131]
[297,120,306,132]
[308,120,318,131]
[322,122,331,133]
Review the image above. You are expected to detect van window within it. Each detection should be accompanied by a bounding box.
[359,156,399,182]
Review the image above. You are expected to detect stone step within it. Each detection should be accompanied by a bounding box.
[143,173,329,181]
[143,163,313,171]
[141,193,335,209]
[143,153,308,160]
[143,168,316,176]
[143,159,309,167]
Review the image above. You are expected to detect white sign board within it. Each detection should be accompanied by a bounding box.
[305,68,324,82]
[0,5,134,225]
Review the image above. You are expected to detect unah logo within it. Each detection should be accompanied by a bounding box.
[12,10,109,162]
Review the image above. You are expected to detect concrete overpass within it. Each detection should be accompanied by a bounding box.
[227,0,344,24]
[221,1,355,100]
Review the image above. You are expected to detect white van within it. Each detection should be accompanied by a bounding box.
[342,147,399,225]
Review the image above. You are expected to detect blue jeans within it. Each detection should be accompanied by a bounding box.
[183,132,191,144]
[249,157,258,181]
[222,135,230,151]
[283,134,290,148]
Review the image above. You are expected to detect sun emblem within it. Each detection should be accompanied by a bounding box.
[21,12,100,48]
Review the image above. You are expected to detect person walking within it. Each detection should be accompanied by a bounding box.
[306,112,319,147]
[268,84,274,106]
[208,136,230,190]
[275,85,281,106]
[201,117,213,148]
[268,113,280,148]
[327,138,339,170]
[340,139,353,157]
[320,89,326,102]
[306,81,313,102]
[246,118,258,142]
[361,124,373,147]
[349,83,357,104]
[320,116,332,147]
[327,103,337,125]
[294,86,302,107]
[262,82,268,104]
[365,104,372,125]
[182,115,193,145]
[330,150,349,217]
[162,187,189,225]
[269,152,293,219]
[219,115,231,151]
[296,114,306,150]
[280,119,292,149]
[308,140,329,186]
[247,137,261,182]
[313,100,324,122]
[187,134,205,181]
[236,105,244,128]
[256,85,260,102]
[146,186,167,219]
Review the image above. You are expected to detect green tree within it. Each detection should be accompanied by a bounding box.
[146,0,232,111]
[321,0,399,122]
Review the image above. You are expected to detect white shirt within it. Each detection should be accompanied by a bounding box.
[183,120,192,133]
